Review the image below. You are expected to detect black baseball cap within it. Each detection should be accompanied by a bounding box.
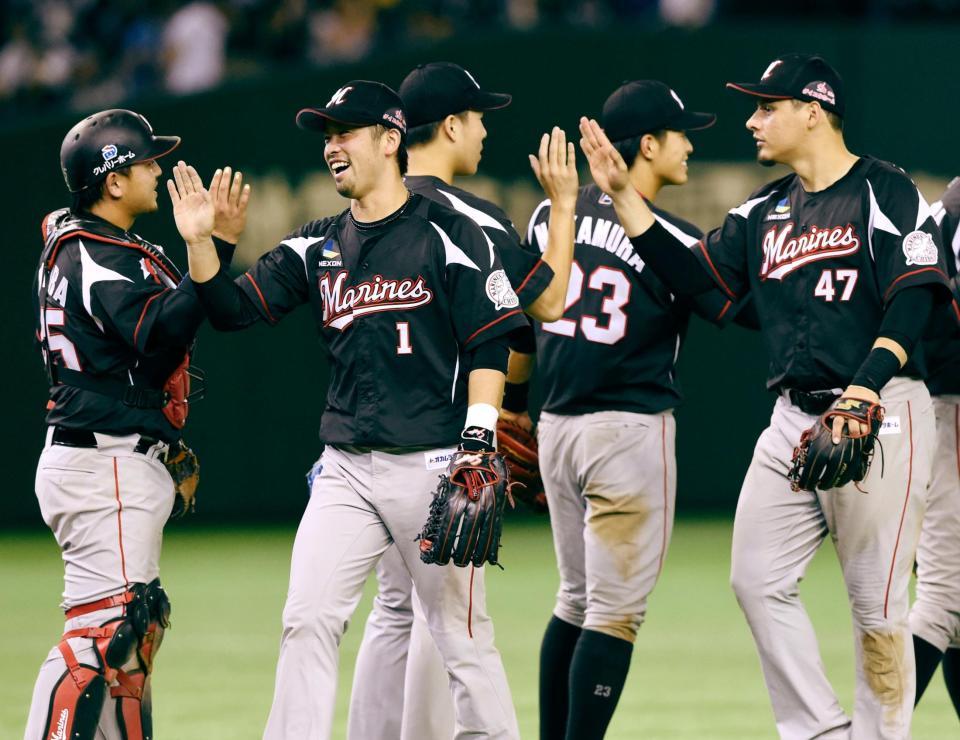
[296,80,407,136]
[726,53,845,117]
[601,81,716,143]
[398,62,512,129]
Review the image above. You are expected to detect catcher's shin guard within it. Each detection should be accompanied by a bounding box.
[44,579,171,740]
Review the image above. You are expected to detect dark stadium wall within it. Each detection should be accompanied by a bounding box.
[5,23,953,526]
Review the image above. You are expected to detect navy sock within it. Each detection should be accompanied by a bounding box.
[539,616,582,740]
[942,646,960,720]
[565,629,633,740]
[913,634,944,706]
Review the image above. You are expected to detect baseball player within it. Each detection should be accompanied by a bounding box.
[347,61,579,740]
[25,109,248,740]
[579,53,950,739]
[520,80,739,740]
[174,80,529,740]
[911,176,960,716]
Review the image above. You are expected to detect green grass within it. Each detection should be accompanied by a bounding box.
[2,519,956,739]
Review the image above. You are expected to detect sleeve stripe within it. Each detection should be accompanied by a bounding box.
[464,309,523,347]
[133,289,169,347]
[883,267,949,302]
[515,259,545,295]
[715,300,733,323]
[526,198,551,246]
[695,240,738,300]
[243,272,277,324]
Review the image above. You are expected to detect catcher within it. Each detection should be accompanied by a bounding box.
[25,109,246,740]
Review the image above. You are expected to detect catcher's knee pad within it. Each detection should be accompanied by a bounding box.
[51,580,171,740]
[43,663,109,740]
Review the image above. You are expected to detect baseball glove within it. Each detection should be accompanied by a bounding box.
[787,397,884,492]
[496,419,547,513]
[165,441,199,519]
[418,450,514,567]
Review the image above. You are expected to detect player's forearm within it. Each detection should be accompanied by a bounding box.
[468,368,507,410]
[610,187,656,238]
[628,221,718,297]
[192,266,262,331]
[185,237,221,283]
[848,285,934,396]
[528,203,575,322]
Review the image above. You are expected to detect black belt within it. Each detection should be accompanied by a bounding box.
[51,426,160,455]
[787,389,840,416]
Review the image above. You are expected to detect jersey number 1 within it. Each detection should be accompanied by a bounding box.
[396,322,413,355]
[542,261,631,345]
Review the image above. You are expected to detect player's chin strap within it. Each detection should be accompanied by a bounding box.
[44,579,171,740]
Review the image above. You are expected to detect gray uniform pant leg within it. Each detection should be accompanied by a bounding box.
[347,545,414,740]
[539,410,677,642]
[910,395,960,651]
[731,378,933,740]
[264,446,518,740]
[25,433,172,740]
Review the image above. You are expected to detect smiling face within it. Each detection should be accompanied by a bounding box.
[649,129,693,186]
[324,122,397,199]
[746,99,812,167]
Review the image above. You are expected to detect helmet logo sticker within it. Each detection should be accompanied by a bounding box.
[101,144,118,162]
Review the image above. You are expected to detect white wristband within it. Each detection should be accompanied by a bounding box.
[465,403,499,432]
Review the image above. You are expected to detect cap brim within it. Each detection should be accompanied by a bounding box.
[674,111,717,131]
[296,108,373,132]
[471,91,512,112]
[143,135,181,162]
[725,82,793,100]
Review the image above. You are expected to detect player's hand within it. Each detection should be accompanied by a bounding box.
[529,126,578,211]
[500,408,534,434]
[578,117,630,197]
[829,386,880,443]
[167,161,214,246]
[209,166,251,244]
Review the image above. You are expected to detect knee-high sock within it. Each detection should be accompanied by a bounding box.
[539,616,582,740]
[565,629,633,740]
[913,634,945,706]
[942,646,960,720]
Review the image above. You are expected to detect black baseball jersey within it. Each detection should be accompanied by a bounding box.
[526,184,731,416]
[405,175,554,309]
[690,156,950,392]
[34,209,205,442]
[217,193,527,448]
[925,190,960,396]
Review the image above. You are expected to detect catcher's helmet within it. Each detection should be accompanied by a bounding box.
[60,109,181,193]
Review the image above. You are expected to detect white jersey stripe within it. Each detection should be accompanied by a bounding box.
[430,221,480,271]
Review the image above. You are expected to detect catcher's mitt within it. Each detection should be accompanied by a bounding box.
[496,419,547,513]
[787,397,884,492]
[418,450,514,567]
[165,441,199,519]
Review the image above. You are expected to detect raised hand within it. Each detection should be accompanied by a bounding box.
[529,126,578,209]
[167,161,214,245]
[209,166,252,244]
[578,117,630,197]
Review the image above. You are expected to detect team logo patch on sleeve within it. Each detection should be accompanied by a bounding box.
[901,230,938,266]
[485,269,519,310]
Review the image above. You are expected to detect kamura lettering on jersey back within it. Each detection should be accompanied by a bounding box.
[319,271,434,329]
[760,222,861,280]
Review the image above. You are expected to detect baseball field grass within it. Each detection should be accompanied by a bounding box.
[2,517,956,739]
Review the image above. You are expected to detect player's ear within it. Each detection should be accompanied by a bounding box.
[104,171,124,199]
[806,101,823,130]
[441,114,459,143]
[639,133,658,161]
[382,127,401,158]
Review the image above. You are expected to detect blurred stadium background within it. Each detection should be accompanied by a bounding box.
[2,1,959,737]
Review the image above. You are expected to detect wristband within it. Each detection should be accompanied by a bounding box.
[501,381,530,413]
[850,347,901,394]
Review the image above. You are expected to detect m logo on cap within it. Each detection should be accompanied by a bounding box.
[327,86,353,107]
[761,60,783,80]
